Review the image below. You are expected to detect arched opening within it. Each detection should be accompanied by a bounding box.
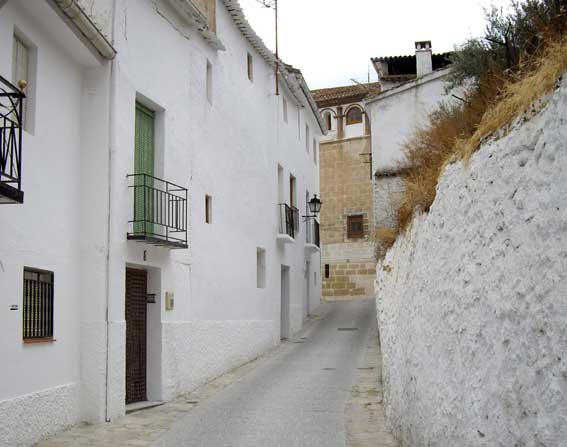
[346,106,363,125]
[323,110,332,131]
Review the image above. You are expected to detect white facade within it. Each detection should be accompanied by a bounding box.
[366,68,454,173]
[0,1,323,445]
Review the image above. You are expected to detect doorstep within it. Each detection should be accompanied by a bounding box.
[125,401,165,414]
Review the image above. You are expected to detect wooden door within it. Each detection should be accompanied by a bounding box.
[125,268,148,404]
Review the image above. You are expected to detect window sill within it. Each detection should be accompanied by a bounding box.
[23,337,56,344]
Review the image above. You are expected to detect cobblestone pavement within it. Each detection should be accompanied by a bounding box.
[36,300,398,447]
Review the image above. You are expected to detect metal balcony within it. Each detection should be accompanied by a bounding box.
[0,76,25,204]
[127,173,188,249]
[305,218,320,251]
[278,203,299,241]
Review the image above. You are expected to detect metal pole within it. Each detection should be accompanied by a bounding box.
[275,0,279,96]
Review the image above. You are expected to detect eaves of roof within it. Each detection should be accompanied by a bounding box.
[51,0,116,60]
[311,82,381,108]
[365,67,452,104]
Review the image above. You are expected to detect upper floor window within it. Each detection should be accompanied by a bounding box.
[346,106,363,125]
[247,52,254,82]
[313,139,317,164]
[283,98,288,123]
[206,60,213,104]
[305,124,310,152]
[13,32,35,133]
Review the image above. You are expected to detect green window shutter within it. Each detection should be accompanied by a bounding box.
[134,104,155,235]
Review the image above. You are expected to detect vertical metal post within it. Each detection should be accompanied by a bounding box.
[275,0,279,96]
[17,95,22,191]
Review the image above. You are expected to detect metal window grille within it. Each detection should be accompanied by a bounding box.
[23,268,54,340]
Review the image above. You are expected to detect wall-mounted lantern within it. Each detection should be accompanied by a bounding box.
[304,194,322,219]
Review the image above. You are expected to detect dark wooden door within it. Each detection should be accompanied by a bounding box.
[125,268,147,404]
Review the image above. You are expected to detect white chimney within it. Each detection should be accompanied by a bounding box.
[415,41,432,77]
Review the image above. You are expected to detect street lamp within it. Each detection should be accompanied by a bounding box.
[308,195,322,215]
[304,194,322,219]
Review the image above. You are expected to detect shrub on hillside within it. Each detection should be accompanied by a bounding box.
[392,0,567,236]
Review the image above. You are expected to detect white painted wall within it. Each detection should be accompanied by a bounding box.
[0,0,322,445]
[0,1,110,445]
[93,0,323,424]
[375,74,567,447]
[366,69,456,173]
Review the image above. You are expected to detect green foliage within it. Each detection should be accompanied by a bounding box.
[448,0,567,88]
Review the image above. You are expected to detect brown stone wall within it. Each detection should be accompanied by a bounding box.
[322,261,376,300]
[320,135,376,300]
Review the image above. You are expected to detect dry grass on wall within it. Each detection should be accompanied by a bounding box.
[396,36,567,235]
[372,227,398,260]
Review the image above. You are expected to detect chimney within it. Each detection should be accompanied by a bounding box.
[415,41,432,77]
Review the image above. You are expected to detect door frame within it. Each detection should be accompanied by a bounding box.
[280,265,290,339]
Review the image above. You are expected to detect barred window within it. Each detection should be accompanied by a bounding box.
[23,268,54,340]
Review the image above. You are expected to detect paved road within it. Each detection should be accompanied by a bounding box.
[151,299,376,447]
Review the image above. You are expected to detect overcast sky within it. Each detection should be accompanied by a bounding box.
[237,0,513,89]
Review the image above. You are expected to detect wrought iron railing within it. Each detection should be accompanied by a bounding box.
[127,173,188,248]
[278,203,299,239]
[306,218,320,248]
[0,75,25,204]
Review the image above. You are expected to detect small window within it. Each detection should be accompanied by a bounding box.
[289,175,296,207]
[289,175,296,208]
[205,195,212,223]
[346,107,363,125]
[257,247,266,288]
[283,98,288,123]
[13,33,35,133]
[305,124,310,152]
[324,264,330,278]
[206,60,213,104]
[324,111,332,131]
[313,139,317,164]
[297,107,301,139]
[247,52,254,82]
[314,271,317,285]
[347,215,364,238]
[23,268,54,341]
[277,164,284,203]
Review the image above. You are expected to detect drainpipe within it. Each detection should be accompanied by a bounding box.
[104,0,118,424]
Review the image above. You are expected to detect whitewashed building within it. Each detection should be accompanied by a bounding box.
[365,41,455,231]
[0,1,324,445]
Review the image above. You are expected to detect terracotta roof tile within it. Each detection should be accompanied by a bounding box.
[311,82,381,108]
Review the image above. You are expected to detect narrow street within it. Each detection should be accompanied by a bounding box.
[37,300,397,447]
[152,299,377,447]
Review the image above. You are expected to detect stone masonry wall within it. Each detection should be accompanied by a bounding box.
[320,136,375,299]
[375,75,567,446]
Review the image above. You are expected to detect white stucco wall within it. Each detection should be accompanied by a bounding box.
[1,0,322,445]
[366,69,455,173]
[101,0,322,423]
[375,75,567,446]
[0,1,111,445]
